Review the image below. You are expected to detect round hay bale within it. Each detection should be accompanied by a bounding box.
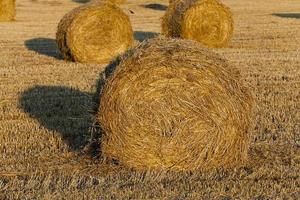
[0,0,15,22]
[98,37,255,171]
[56,1,133,63]
[92,0,127,5]
[162,0,234,48]
[108,0,126,4]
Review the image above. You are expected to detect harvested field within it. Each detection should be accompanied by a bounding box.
[0,0,299,199]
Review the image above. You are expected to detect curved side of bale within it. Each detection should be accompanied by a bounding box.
[0,0,16,22]
[56,6,84,61]
[56,2,134,63]
[162,0,234,48]
[98,37,255,171]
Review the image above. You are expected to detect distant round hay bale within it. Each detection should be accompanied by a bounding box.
[162,0,234,48]
[56,1,133,63]
[108,0,126,4]
[98,37,255,171]
[92,0,127,4]
[0,0,15,22]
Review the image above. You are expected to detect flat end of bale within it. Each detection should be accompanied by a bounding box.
[162,0,234,48]
[98,37,255,171]
[56,1,134,63]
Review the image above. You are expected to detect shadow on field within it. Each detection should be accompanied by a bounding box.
[73,0,90,3]
[24,38,62,59]
[19,60,119,154]
[134,31,159,42]
[141,3,168,11]
[19,86,94,151]
[272,13,300,19]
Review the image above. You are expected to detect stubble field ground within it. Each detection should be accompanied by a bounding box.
[0,0,299,199]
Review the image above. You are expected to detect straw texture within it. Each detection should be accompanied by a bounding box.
[109,0,126,4]
[56,1,133,63]
[98,37,255,171]
[162,0,233,48]
[92,0,127,4]
[0,0,15,22]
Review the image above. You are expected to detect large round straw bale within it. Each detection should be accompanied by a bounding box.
[56,2,133,63]
[162,0,234,48]
[0,0,15,22]
[98,37,255,171]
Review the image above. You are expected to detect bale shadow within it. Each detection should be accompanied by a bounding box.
[24,38,62,59]
[134,31,159,42]
[19,58,119,155]
[19,86,94,151]
[141,3,168,11]
[73,0,90,3]
[272,13,300,19]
